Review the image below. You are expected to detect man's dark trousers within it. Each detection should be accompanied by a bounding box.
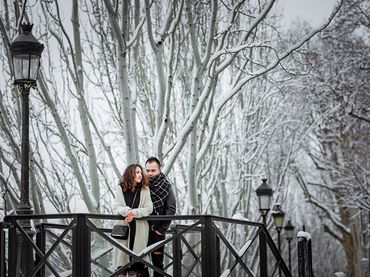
[148,230,165,277]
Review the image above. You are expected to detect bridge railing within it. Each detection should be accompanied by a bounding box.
[0,222,6,277]
[1,213,292,277]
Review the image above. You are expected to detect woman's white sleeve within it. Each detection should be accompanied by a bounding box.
[113,186,131,216]
[133,188,153,218]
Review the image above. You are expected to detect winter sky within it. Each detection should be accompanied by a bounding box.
[279,0,337,27]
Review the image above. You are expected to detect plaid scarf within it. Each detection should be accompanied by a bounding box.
[149,172,171,213]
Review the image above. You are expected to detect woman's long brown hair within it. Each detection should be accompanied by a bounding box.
[119,164,148,192]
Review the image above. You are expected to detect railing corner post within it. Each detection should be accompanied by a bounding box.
[201,216,218,277]
[35,223,46,277]
[298,232,313,277]
[171,224,182,277]
[72,214,91,277]
[0,222,6,277]
[7,220,17,277]
[259,226,268,277]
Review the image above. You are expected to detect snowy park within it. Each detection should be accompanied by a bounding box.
[0,0,369,276]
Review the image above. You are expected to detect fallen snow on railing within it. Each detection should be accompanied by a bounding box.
[59,270,72,277]
[220,269,230,277]
[238,240,252,257]
[297,231,311,240]
[231,213,249,221]
[138,239,165,256]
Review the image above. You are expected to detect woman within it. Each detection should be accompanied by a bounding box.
[113,164,153,277]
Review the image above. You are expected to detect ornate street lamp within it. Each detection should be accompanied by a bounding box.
[10,23,44,275]
[272,204,285,277]
[284,220,295,272]
[256,179,273,277]
[10,24,44,85]
[10,23,44,211]
[272,204,285,247]
[256,179,273,225]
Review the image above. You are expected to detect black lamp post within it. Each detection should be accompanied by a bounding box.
[284,220,295,272]
[256,179,273,277]
[10,23,44,275]
[272,204,285,277]
[272,204,285,253]
[256,179,273,225]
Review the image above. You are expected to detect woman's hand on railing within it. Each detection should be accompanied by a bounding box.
[124,209,137,223]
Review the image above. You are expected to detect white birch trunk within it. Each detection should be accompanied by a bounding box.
[38,73,96,212]
[72,0,100,211]
[103,0,139,163]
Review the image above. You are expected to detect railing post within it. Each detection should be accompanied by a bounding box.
[0,222,6,277]
[7,221,17,277]
[72,214,91,277]
[216,236,221,275]
[259,227,268,277]
[297,231,313,277]
[171,225,182,277]
[35,223,46,277]
[201,216,218,277]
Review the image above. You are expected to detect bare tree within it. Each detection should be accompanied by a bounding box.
[288,1,370,275]
[0,0,349,274]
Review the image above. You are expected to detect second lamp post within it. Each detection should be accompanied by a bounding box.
[284,220,295,272]
[272,204,285,253]
[255,179,273,277]
[256,179,273,225]
[272,204,285,277]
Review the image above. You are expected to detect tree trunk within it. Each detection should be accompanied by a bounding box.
[72,0,100,211]
[341,208,363,277]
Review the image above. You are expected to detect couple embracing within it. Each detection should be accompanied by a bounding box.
[113,157,176,277]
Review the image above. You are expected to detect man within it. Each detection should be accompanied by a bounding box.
[145,157,176,277]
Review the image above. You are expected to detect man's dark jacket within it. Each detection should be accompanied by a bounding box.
[150,186,176,234]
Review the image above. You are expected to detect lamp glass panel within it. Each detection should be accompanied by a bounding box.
[29,54,40,80]
[285,228,294,240]
[274,216,284,229]
[13,54,29,81]
[259,195,271,211]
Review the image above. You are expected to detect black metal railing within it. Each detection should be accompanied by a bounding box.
[1,213,292,277]
[0,222,6,277]
[298,233,313,277]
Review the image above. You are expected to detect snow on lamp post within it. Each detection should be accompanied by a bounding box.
[10,23,44,275]
[256,179,273,225]
[284,219,295,272]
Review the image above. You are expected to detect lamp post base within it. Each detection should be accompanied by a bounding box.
[16,225,35,275]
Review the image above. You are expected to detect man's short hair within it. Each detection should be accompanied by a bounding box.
[145,157,161,167]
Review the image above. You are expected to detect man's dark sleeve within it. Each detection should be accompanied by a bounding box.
[157,187,176,234]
